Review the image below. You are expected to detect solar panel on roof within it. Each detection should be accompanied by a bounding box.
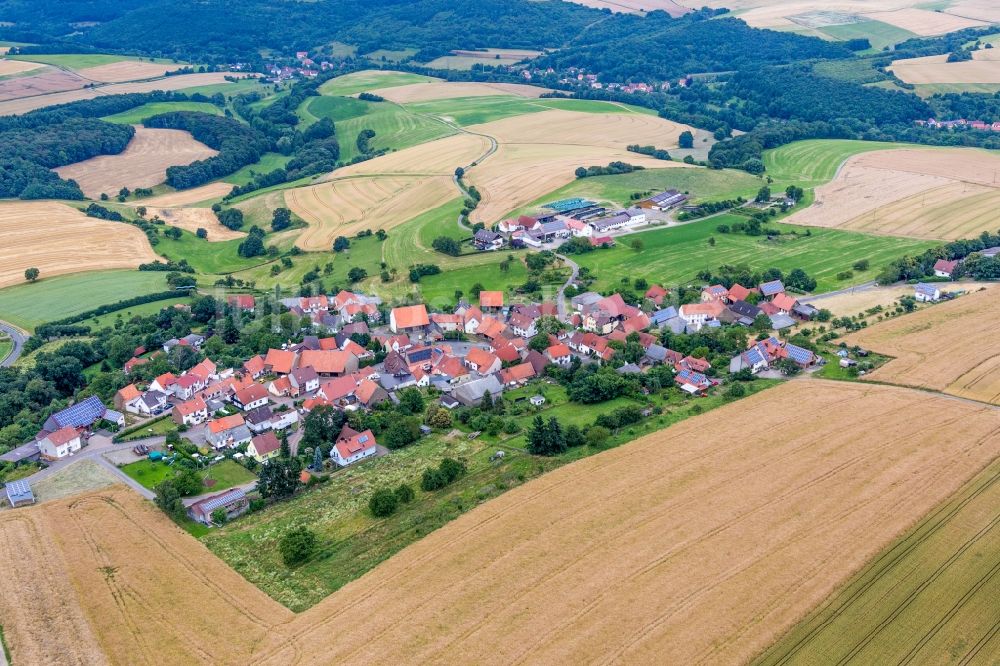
[52,396,106,428]
[785,344,813,364]
[358,435,369,444]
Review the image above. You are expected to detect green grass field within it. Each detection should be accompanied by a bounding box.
[7,53,169,69]
[334,105,456,160]
[154,231,267,275]
[755,455,1000,665]
[102,101,222,124]
[83,297,190,330]
[223,152,294,186]
[122,458,256,493]
[763,139,913,186]
[0,335,12,363]
[231,233,387,290]
[405,95,654,127]
[819,20,917,51]
[573,214,937,294]
[300,95,371,124]
[0,271,169,331]
[318,70,436,96]
[203,378,778,611]
[509,166,764,218]
[180,77,272,98]
[914,82,1000,97]
[813,58,888,84]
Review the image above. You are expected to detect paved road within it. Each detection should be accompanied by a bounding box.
[0,319,28,367]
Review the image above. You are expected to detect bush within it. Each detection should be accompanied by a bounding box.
[369,488,399,517]
[394,483,415,504]
[420,467,447,491]
[279,526,317,566]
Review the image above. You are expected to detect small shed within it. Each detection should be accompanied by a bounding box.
[529,395,546,406]
[5,479,35,508]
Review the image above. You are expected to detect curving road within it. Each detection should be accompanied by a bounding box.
[0,320,28,367]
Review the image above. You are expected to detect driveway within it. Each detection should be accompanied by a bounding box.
[555,253,580,320]
[0,319,28,367]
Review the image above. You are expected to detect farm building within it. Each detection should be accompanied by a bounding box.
[4,479,34,508]
[452,374,504,407]
[637,189,687,210]
[187,487,249,525]
[590,213,630,234]
[43,396,122,432]
[330,425,378,467]
[915,283,941,302]
[474,229,504,251]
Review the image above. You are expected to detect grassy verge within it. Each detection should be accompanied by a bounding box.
[203,378,779,611]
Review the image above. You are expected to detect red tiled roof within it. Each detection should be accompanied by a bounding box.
[251,432,280,456]
[117,384,141,402]
[355,379,381,404]
[264,349,296,374]
[319,376,357,401]
[243,355,265,375]
[391,304,429,329]
[334,425,376,459]
[45,426,80,446]
[772,293,799,312]
[500,362,535,384]
[235,384,268,405]
[480,291,504,308]
[727,283,753,302]
[208,414,246,434]
[299,349,353,374]
[466,347,499,370]
[175,397,207,416]
[546,343,571,358]
[494,343,520,363]
[228,294,255,310]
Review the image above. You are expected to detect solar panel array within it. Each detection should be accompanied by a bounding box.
[199,487,246,513]
[52,396,106,428]
[785,343,814,365]
[760,280,785,296]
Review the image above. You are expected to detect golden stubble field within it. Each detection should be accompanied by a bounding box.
[75,60,180,83]
[144,206,245,241]
[565,0,691,15]
[0,58,44,77]
[843,286,1000,404]
[138,181,233,207]
[0,72,246,116]
[3,380,999,664]
[786,147,1000,240]
[284,110,690,244]
[0,201,159,288]
[55,126,218,199]
[889,50,1000,84]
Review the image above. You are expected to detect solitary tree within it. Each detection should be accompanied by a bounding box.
[24,267,39,282]
[678,130,694,149]
[279,526,317,566]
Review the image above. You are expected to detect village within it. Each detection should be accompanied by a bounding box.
[2,261,841,516]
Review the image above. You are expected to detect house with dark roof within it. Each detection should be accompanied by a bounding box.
[759,280,785,298]
[638,189,687,210]
[43,396,119,433]
[188,488,249,525]
[474,229,504,251]
[452,374,503,407]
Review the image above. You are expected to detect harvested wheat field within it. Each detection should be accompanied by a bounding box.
[288,175,455,249]
[144,207,244,241]
[0,201,158,288]
[0,487,294,665]
[138,182,233,207]
[843,286,1000,403]
[0,58,44,77]
[331,132,490,178]
[865,7,984,35]
[4,381,999,665]
[252,379,1000,664]
[559,0,691,15]
[76,60,179,83]
[786,147,1000,240]
[0,72,246,115]
[890,51,1000,84]
[371,80,550,103]
[55,126,218,199]
[0,68,86,101]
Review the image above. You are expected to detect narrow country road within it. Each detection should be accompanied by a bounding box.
[555,253,580,319]
[803,281,878,303]
[0,319,28,367]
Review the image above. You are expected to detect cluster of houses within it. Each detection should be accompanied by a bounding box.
[648,279,820,333]
[263,51,336,81]
[916,118,1000,132]
[8,272,831,471]
[481,191,687,251]
[519,66,691,93]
